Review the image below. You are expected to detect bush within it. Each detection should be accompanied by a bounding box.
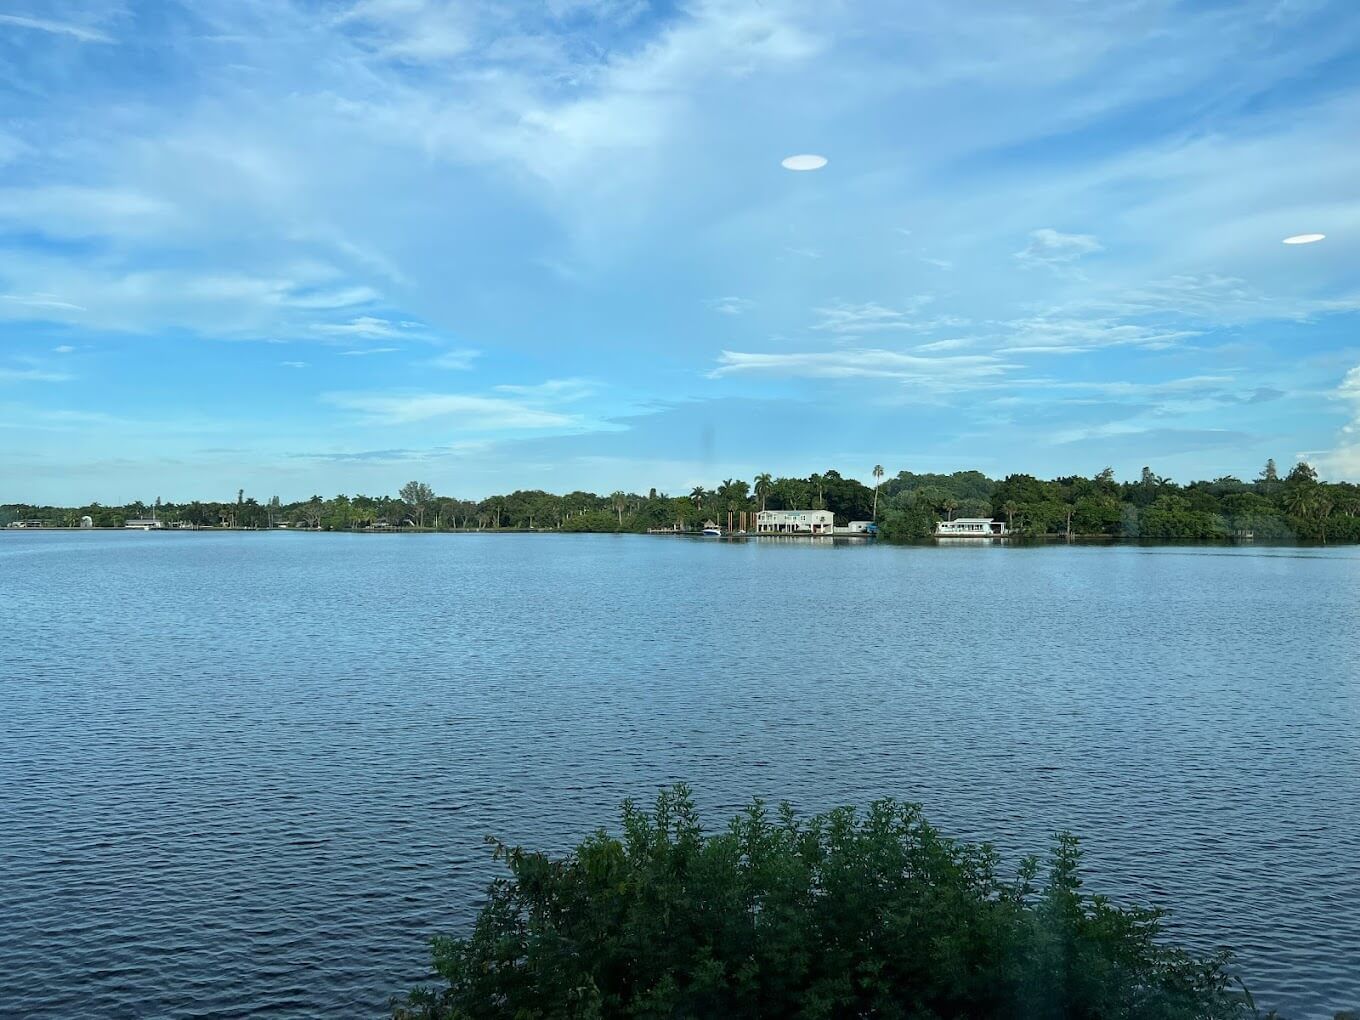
[394,786,1261,1019]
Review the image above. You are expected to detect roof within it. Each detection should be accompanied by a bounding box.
[949,518,995,524]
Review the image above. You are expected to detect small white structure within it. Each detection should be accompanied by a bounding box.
[843,520,874,534]
[124,518,165,530]
[80,516,94,529]
[755,509,835,535]
[934,517,1006,537]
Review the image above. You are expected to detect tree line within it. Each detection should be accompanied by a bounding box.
[4,458,1358,542]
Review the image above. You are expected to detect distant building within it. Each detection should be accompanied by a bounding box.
[124,518,165,530]
[7,519,46,529]
[755,509,835,535]
[934,517,1007,537]
[80,516,94,529]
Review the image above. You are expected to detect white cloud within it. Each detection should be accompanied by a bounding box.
[0,13,112,43]
[0,187,175,239]
[812,299,933,335]
[3,293,87,312]
[1317,364,1360,478]
[709,348,1012,385]
[706,296,754,315]
[0,366,72,383]
[1013,228,1103,267]
[281,361,309,368]
[1001,316,1199,353]
[338,346,399,356]
[311,316,403,340]
[495,377,596,401]
[324,390,582,429]
[426,348,481,370]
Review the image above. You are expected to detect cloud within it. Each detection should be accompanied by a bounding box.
[52,345,76,354]
[338,346,398,356]
[1013,228,1103,268]
[1316,365,1360,478]
[323,390,583,429]
[1001,316,1199,353]
[281,361,309,368]
[710,348,1012,384]
[311,316,404,340]
[495,377,597,401]
[812,300,933,335]
[0,13,112,43]
[0,366,73,383]
[3,293,87,312]
[426,348,481,370]
[0,187,175,239]
[706,296,754,315]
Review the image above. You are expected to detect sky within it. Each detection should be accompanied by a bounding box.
[2,0,1359,505]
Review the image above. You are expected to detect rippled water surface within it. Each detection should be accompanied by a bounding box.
[2,532,1358,1018]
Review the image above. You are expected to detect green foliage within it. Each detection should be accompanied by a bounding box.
[6,460,1359,542]
[393,786,1260,1020]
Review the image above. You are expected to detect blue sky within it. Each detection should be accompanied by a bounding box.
[2,0,1359,504]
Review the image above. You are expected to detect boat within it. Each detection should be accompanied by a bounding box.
[701,520,722,536]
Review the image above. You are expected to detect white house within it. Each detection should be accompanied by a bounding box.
[755,509,835,535]
[124,518,165,529]
[934,517,1007,537]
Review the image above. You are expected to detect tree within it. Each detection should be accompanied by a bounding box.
[399,481,436,528]
[871,464,884,520]
[809,473,825,509]
[1259,458,1279,483]
[689,485,705,509]
[753,472,772,511]
[611,491,627,527]
[1285,461,1318,485]
[394,786,1260,1020]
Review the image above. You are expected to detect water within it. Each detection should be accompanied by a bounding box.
[1,532,1357,1019]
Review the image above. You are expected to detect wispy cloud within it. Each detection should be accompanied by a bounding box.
[706,296,755,315]
[338,346,398,356]
[710,348,1012,385]
[0,13,112,43]
[323,391,582,429]
[1013,228,1103,268]
[311,317,409,341]
[281,361,309,369]
[426,348,481,370]
[812,300,933,335]
[3,293,87,312]
[495,377,597,401]
[0,366,73,384]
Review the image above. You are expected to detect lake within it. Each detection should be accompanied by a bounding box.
[1,532,1357,1018]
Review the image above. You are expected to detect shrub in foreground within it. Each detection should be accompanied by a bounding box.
[394,785,1263,1019]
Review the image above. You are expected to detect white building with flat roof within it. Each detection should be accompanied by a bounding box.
[755,509,834,535]
[934,517,1006,537]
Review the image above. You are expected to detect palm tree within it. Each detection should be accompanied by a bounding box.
[1283,485,1314,518]
[810,473,825,510]
[942,498,958,522]
[753,473,773,511]
[690,486,705,509]
[871,465,884,520]
[611,491,627,527]
[1315,494,1334,544]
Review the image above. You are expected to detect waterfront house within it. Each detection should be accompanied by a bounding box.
[934,517,1007,537]
[755,509,835,535]
[124,518,165,529]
